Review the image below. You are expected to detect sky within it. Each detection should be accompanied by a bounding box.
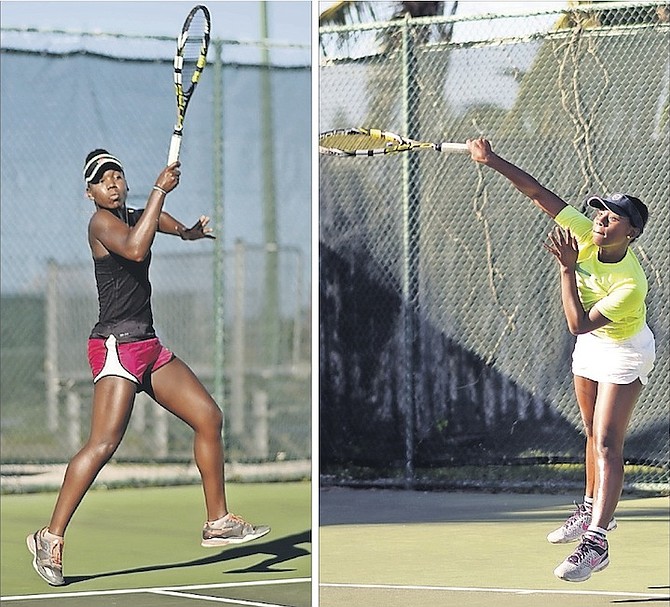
[0,1,312,42]
[1,1,570,39]
[0,1,569,60]
[0,1,313,64]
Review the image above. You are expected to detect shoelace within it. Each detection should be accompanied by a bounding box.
[568,537,604,565]
[51,541,63,566]
[564,502,589,529]
[224,513,247,526]
[208,512,245,528]
[40,530,63,566]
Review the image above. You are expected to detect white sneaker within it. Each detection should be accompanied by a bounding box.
[547,502,617,544]
[201,512,270,547]
[554,533,609,582]
[26,527,65,586]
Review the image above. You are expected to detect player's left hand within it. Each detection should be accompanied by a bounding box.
[543,227,578,270]
[180,215,215,240]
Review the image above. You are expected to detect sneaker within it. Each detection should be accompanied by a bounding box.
[201,513,270,547]
[554,533,609,582]
[547,502,617,544]
[26,527,65,586]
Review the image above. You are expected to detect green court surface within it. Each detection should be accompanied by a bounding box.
[1,482,311,606]
[319,488,670,607]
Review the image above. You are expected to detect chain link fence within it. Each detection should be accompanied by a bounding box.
[320,2,669,491]
[1,29,311,466]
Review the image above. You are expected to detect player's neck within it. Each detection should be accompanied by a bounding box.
[597,243,628,263]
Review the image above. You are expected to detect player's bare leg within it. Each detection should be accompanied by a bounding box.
[150,357,270,547]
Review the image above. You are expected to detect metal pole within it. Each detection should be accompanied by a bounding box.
[231,239,246,439]
[212,39,226,420]
[292,248,303,367]
[260,1,280,369]
[401,16,419,488]
[45,259,59,431]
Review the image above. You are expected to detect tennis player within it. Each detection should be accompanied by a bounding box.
[467,138,655,582]
[26,150,270,586]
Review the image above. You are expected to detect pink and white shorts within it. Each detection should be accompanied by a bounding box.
[88,334,174,387]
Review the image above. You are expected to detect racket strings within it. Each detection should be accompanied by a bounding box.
[320,133,397,152]
[181,13,209,83]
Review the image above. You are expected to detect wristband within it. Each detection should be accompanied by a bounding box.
[152,185,167,195]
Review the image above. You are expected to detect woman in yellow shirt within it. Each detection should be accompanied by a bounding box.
[468,138,655,583]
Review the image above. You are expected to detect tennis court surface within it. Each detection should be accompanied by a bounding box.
[1,483,310,607]
[319,487,669,607]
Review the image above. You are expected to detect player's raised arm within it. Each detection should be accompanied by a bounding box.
[467,137,567,219]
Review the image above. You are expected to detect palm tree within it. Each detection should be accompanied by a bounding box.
[319,1,457,56]
[319,1,388,25]
[320,1,448,26]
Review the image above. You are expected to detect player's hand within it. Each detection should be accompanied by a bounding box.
[180,215,215,240]
[543,227,578,271]
[155,161,181,194]
[467,137,493,164]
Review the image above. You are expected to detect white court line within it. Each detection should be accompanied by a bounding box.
[0,577,310,602]
[320,582,670,599]
[151,588,293,606]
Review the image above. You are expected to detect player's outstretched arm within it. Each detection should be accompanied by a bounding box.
[467,138,567,219]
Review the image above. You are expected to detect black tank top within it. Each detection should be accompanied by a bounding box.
[89,208,156,342]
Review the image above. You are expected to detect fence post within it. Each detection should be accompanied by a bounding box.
[212,38,226,427]
[45,259,59,432]
[231,240,246,439]
[292,248,304,367]
[252,389,269,459]
[260,2,280,369]
[154,404,169,459]
[401,16,420,488]
[131,392,146,432]
[65,384,81,453]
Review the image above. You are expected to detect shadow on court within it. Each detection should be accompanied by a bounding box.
[610,594,670,605]
[320,487,669,525]
[610,584,670,604]
[64,530,310,586]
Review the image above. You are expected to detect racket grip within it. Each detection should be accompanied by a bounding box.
[167,133,182,165]
[439,142,469,154]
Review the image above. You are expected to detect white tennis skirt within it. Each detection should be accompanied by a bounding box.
[572,324,656,385]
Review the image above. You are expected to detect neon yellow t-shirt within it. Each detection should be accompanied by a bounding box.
[554,205,647,341]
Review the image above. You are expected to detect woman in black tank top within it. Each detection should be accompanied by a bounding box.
[26,150,269,586]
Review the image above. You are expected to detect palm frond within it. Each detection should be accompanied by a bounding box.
[319,1,387,27]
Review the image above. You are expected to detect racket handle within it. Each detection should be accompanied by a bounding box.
[438,142,469,154]
[167,133,182,165]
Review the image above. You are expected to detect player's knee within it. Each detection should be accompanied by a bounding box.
[593,436,623,463]
[84,437,121,463]
[209,406,223,433]
[198,403,222,435]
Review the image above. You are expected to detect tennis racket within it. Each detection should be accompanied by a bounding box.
[167,4,211,165]
[319,128,469,157]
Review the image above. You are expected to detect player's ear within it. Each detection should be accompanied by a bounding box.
[85,186,95,201]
